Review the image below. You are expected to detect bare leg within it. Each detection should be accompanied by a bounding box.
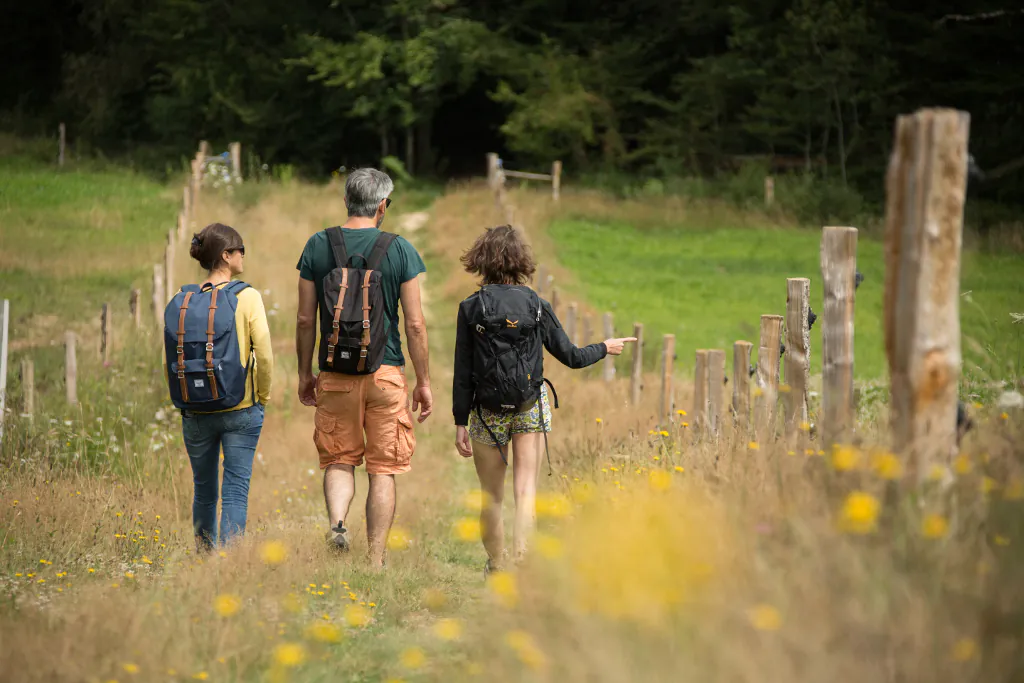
[323,463,355,529]
[473,440,507,569]
[511,432,542,563]
[366,473,396,568]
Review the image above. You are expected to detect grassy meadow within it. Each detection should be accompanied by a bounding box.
[1,159,1023,683]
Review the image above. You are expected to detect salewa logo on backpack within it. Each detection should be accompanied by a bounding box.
[317,227,398,375]
[506,319,518,328]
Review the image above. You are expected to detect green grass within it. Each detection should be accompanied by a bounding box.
[549,217,1023,388]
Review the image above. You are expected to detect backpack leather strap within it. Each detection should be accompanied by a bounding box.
[205,288,220,400]
[326,227,349,268]
[176,291,194,402]
[326,267,350,367]
[356,270,373,372]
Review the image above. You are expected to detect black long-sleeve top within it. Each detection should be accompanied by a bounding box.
[452,291,608,426]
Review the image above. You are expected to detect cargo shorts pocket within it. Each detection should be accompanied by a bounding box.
[313,411,342,455]
[391,411,416,466]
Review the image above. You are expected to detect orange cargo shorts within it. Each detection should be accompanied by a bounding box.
[313,365,417,475]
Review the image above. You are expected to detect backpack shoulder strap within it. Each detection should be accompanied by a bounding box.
[326,227,349,269]
[365,231,399,271]
[223,280,250,296]
[180,284,202,295]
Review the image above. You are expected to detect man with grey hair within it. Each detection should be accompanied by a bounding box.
[295,167,432,569]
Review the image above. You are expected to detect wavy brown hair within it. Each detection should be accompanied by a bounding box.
[460,224,536,286]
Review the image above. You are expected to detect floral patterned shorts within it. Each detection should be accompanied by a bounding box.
[468,385,552,448]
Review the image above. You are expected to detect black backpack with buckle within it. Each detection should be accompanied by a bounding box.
[317,227,398,374]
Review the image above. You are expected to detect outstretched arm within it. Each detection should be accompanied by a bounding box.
[541,300,636,367]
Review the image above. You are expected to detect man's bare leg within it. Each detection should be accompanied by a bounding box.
[366,473,396,568]
[324,463,355,550]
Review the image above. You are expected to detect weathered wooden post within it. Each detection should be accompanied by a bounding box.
[164,234,175,304]
[486,153,499,188]
[552,160,562,201]
[536,264,548,297]
[190,158,201,206]
[65,332,77,405]
[183,185,191,225]
[630,323,644,405]
[152,264,165,324]
[21,359,34,422]
[764,176,774,207]
[130,288,142,328]
[583,313,593,345]
[883,108,970,481]
[707,349,726,435]
[229,142,242,181]
[693,350,709,435]
[660,334,675,425]
[58,123,66,167]
[756,315,783,439]
[101,303,111,364]
[565,303,578,346]
[733,341,752,430]
[603,313,616,382]
[550,288,560,318]
[785,278,811,435]
[821,226,858,448]
[178,211,187,241]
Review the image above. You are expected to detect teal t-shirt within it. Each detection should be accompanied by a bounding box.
[296,227,426,367]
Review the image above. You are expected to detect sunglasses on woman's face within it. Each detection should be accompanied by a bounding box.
[229,246,245,256]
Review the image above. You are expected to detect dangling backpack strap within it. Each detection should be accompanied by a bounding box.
[476,404,510,466]
[326,227,349,268]
[365,231,398,270]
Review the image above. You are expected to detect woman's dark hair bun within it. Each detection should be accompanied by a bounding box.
[190,223,244,271]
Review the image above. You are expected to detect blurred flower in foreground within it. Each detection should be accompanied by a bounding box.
[831,445,860,472]
[921,514,949,539]
[535,492,571,518]
[453,518,481,542]
[534,532,564,559]
[747,604,782,631]
[871,451,903,480]
[400,647,426,670]
[838,491,880,534]
[273,643,306,668]
[344,603,371,628]
[950,638,978,662]
[304,622,342,644]
[259,540,288,566]
[387,526,410,550]
[214,593,242,617]
[953,454,972,475]
[433,617,462,641]
[505,630,547,671]
[648,469,672,491]
[462,489,489,512]
[487,571,519,608]
[122,663,140,674]
[748,441,759,451]
[422,587,447,610]
[1005,478,1024,501]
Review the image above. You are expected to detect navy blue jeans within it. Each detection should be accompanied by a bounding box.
[181,403,264,549]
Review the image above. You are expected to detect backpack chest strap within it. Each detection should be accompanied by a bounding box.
[326,268,350,368]
[177,291,194,402]
[205,288,220,401]
[357,270,373,372]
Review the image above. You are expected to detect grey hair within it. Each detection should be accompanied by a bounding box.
[344,168,394,218]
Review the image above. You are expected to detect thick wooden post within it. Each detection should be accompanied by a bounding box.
[552,160,562,201]
[733,341,752,430]
[565,303,578,346]
[764,176,774,207]
[707,349,726,435]
[164,235,175,304]
[178,211,187,241]
[130,288,141,327]
[550,288,560,318]
[101,303,111,364]
[58,123,66,167]
[21,359,34,421]
[152,264,164,325]
[229,142,242,181]
[536,264,548,297]
[693,350,709,435]
[183,185,191,224]
[486,153,499,188]
[603,313,616,382]
[583,313,593,345]
[190,158,201,206]
[65,332,77,405]
[785,278,811,434]
[821,226,858,448]
[660,334,675,424]
[630,323,644,405]
[756,315,783,438]
[884,108,970,480]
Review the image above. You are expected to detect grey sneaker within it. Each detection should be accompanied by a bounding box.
[327,522,350,553]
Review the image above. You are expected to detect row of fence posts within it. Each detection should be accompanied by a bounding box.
[524,108,970,481]
[0,137,241,439]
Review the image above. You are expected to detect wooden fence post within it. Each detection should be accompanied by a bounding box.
[130,288,141,327]
[65,332,77,405]
[183,185,191,225]
[152,264,164,325]
[486,153,499,188]
[583,313,593,345]
[101,303,111,365]
[756,315,784,439]
[190,158,201,208]
[550,288,560,318]
[58,123,66,167]
[821,226,858,448]
[552,160,562,201]
[630,323,644,405]
[785,278,811,435]
[603,313,616,382]
[178,211,187,241]
[565,303,578,346]
[660,334,675,425]
[693,350,709,435]
[165,235,175,304]
[230,142,242,181]
[536,264,548,297]
[733,341,752,431]
[764,176,774,207]
[21,359,34,422]
[0,300,7,442]
[707,349,726,436]
[883,108,970,480]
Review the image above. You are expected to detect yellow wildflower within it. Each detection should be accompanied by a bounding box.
[505,630,547,671]
[487,571,518,608]
[453,517,481,542]
[387,526,411,550]
[192,671,208,680]
[747,604,782,631]
[534,532,564,559]
[921,514,949,539]
[838,491,880,534]
[799,421,811,432]
[535,492,571,518]
[994,535,1010,546]
[748,441,759,451]
[423,588,447,610]
[871,451,903,480]
[122,664,139,674]
[462,488,490,512]
[674,466,684,473]
[259,540,288,566]
[344,603,371,628]
[648,469,672,491]
[214,593,242,617]
[273,643,306,668]
[400,647,426,670]
[595,417,603,424]
[951,638,978,662]
[433,617,463,641]
[953,454,972,475]
[1000,412,1009,420]
[831,444,860,472]
[304,622,342,644]
[981,477,998,495]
